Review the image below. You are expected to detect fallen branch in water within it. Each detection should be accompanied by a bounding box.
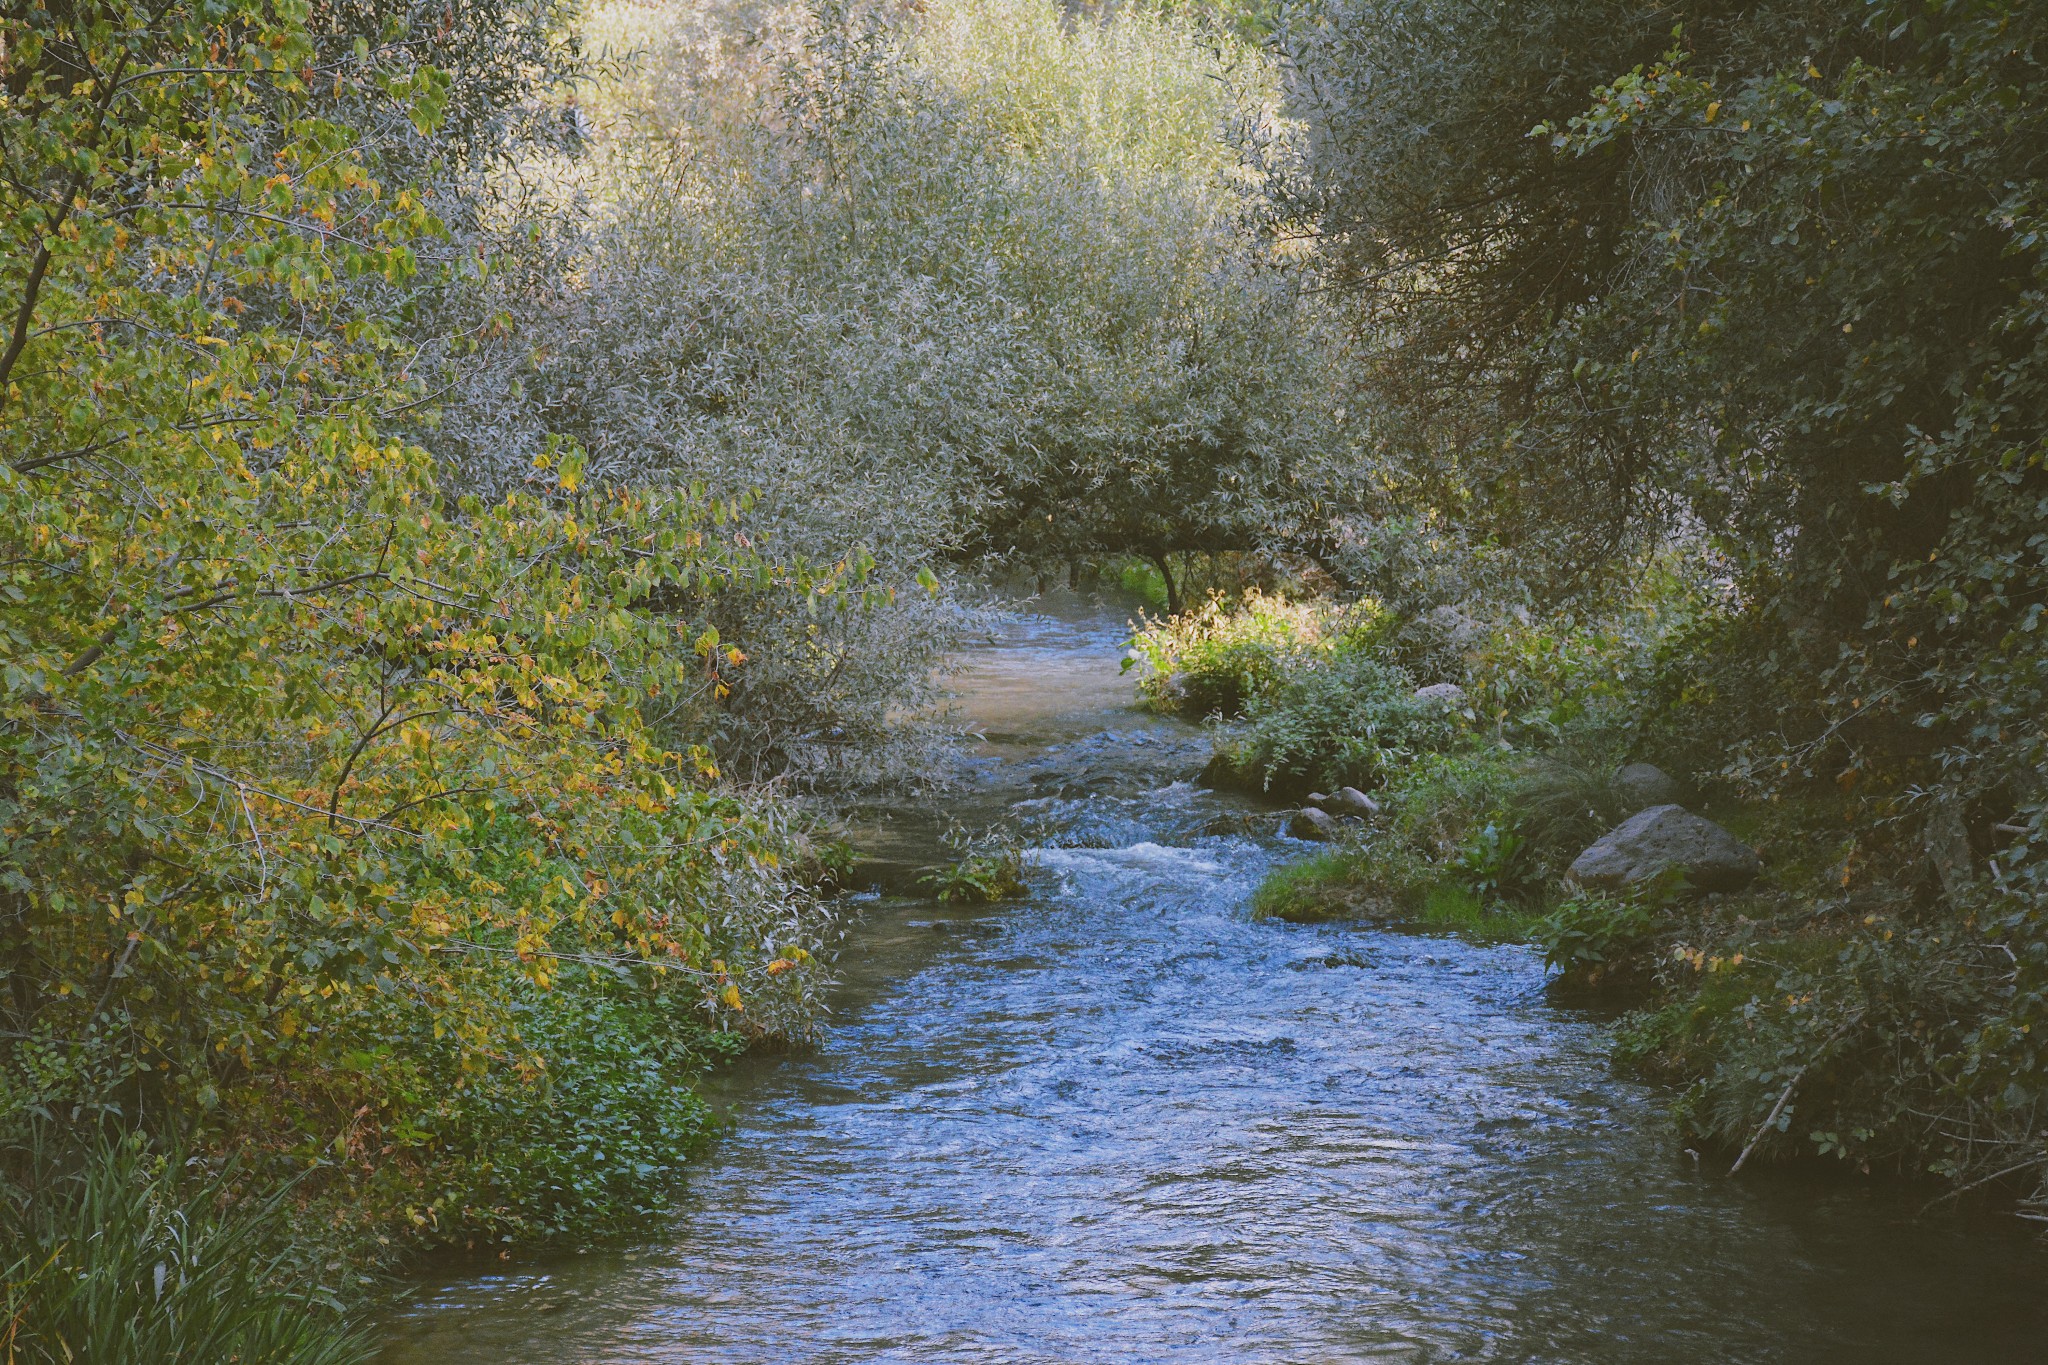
[1728,1013,1865,1176]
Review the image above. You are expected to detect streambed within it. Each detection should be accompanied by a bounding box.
[380,608,2048,1364]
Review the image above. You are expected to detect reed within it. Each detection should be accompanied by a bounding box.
[0,1138,369,1365]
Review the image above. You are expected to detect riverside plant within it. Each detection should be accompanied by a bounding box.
[1126,591,1395,720]
[0,1139,369,1365]
[921,845,1029,905]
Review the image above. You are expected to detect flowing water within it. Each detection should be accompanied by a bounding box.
[381,606,2048,1364]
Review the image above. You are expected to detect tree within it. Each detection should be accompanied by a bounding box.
[1277,0,2048,851]
[0,0,838,1244]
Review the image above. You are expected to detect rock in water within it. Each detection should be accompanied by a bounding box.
[1287,807,1341,841]
[1569,804,1760,893]
[1327,787,1381,818]
[1413,682,1466,706]
[1612,762,1683,812]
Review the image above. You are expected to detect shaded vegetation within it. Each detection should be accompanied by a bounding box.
[1254,0,2048,1197]
[0,1139,370,1365]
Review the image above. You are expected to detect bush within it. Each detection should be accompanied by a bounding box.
[325,971,751,1248]
[1128,592,1392,719]
[1535,892,1660,985]
[1222,650,1454,795]
[920,848,1028,904]
[0,0,844,1264]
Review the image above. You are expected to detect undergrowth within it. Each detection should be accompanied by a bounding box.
[920,849,1029,904]
[1171,580,2048,1200]
[0,1139,371,1365]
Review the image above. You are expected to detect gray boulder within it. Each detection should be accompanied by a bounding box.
[1287,807,1342,841]
[1569,804,1761,894]
[1325,786,1381,818]
[1612,763,1683,812]
[1413,682,1467,707]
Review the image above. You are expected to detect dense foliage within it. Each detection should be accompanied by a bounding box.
[3,0,1371,1332]
[1277,0,2047,866]
[465,0,1376,615]
[1239,0,2048,1197]
[11,0,2048,1343]
[0,0,851,1296]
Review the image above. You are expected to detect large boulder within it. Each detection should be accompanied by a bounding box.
[1287,807,1342,841]
[1612,763,1683,812]
[1569,804,1760,894]
[1325,786,1382,818]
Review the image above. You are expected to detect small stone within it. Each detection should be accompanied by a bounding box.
[1612,762,1683,812]
[1413,682,1466,706]
[1569,804,1761,894]
[1287,807,1341,841]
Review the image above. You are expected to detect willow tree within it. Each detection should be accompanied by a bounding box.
[447,0,1380,619]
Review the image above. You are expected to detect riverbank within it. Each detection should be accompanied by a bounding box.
[1130,586,2048,1202]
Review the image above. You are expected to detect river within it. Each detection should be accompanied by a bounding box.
[379,605,2048,1363]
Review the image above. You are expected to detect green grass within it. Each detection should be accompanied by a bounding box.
[1251,848,1540,940]
[0,1137,371,1365]
[1250,848,1405,921]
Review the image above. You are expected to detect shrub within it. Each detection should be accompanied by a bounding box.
[1127,592,1390,719]
[0,0,844,1257]
[1535,893,1661,985]
[1217,648,1455,796]
[453,988,736,1240]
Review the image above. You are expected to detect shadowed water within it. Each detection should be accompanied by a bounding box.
[380,609,2048,1364]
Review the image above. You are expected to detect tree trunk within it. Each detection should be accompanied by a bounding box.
[1149,550,1181,617]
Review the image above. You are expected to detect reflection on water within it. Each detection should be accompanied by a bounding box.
[380,608,2048,1364]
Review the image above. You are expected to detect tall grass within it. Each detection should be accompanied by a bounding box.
[0,1139,368,1365]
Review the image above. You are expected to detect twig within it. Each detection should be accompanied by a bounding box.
[1921,1156,2047,1214]
[1728,1012,1864,1175]
[239,785,269,894]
